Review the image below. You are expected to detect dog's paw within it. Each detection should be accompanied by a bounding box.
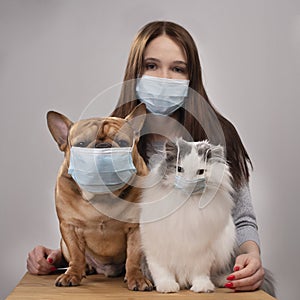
[55,273,83,287]
[126,274,153,291]
[156,279,180,293]
[190,276,215,293]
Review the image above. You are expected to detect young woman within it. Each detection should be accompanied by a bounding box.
[27,21,265,292]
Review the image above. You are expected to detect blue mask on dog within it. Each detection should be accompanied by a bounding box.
[68,145,136,194]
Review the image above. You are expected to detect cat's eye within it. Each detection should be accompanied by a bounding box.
[197,169,204,175]
[177,166,184,173]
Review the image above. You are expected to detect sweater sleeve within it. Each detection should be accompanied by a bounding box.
[232,183,260,248]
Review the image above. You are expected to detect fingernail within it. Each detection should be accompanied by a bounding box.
[233,266,240,271]
[226,275,235,281]
[225,282,234,288]
[48,258,53,264]
[50,266,57,272]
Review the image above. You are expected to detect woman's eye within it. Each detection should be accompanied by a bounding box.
[118,140,129,147]
[145,63,157,70]
[177,166,184,173]
[172,66,187,74]
[197,169,204,175]
[173,67,183,73]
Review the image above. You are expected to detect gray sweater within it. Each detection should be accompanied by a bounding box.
[232,183,260,247]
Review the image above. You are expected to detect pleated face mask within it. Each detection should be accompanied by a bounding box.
[68,144,136,194]
[174,140,207,195]
[136,75,190,115]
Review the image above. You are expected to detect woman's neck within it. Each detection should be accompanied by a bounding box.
[144,110,183,142]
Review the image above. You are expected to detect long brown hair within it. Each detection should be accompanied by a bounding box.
[111,21,252,187]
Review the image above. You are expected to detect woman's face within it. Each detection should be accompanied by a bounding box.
[143,35,189,80]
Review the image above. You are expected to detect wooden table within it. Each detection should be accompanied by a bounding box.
[7,273,276,300]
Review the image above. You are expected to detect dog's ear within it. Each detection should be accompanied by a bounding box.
[47,111,73,152]
[125,103,146,136]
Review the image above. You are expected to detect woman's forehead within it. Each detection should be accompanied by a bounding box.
[144,35,187,62]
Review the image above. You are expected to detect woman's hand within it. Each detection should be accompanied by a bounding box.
[27,245,62,275]
[225,241,265,292]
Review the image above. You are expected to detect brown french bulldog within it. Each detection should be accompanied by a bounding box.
[46,103,152,291]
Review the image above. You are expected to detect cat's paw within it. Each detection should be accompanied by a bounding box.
[155,279,180,293]
[190,277,215,293]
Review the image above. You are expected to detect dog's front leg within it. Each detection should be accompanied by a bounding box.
[55,222,86,287]
[125,226,153,291]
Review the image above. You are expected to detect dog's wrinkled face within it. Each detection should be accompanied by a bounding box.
[47,103,147,201]
[69,118,135,150]
[47,103,147,154]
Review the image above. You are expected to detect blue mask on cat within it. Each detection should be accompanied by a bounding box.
[136,75,190,115]
[68,145,136,194]
[174,141,207,195]
[174,175,206,194]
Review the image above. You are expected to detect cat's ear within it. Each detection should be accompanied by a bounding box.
[165,140,178,162]
[196,140,210,157]
[206,145,224,160]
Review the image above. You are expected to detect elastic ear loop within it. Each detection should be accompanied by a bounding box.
[131,135,136,151]
[198,148,212,209]
[175,139,180,177]
[204,148,209,172]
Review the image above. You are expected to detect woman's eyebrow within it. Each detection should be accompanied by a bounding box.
[144,57,160,62]
[173,60,187,66]
[144,58,187,65]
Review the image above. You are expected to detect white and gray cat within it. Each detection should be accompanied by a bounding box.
[140,138,236,293]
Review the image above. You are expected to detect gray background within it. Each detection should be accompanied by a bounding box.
[0,0,299,299]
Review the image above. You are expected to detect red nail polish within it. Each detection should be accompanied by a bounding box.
[50,266,57,272]
[226,275,235,281]
[234,266,240,271]
[48,258,53,264]
[225,282,234,288]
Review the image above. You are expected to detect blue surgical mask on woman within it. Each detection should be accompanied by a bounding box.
[68,145,136,194]
[136,75,190,115]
